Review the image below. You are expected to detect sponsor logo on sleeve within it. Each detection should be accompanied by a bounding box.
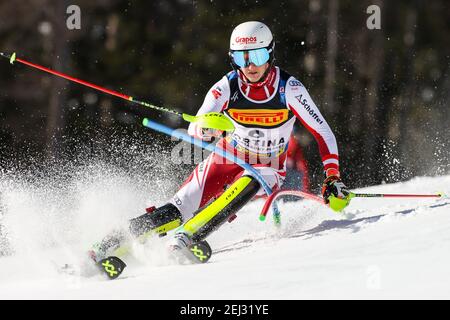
[289,80,303,87]
[295,94,324,125]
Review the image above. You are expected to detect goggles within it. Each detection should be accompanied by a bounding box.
[230,47,272,68]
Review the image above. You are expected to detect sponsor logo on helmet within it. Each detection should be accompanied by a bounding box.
[295,94,324,125]
[235,36,257,45]
[227,109,289,127]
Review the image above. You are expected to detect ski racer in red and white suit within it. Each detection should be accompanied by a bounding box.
[91,22,349,261]
[133,21,348,251]
[171,65,340,220]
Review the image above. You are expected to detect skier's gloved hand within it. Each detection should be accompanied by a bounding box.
[200,128,223,142]
[321,169,349,204]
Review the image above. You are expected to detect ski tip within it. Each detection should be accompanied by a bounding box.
[187,241,212,264]
[142,118,149,127]
[98,256,126,280]
[259,215,266,222]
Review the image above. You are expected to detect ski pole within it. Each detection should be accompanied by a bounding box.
[349,192,444,199]
[0,52,234,132]
[327,191,445,213]
[261,190,445,218]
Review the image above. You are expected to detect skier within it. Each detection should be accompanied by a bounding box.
[91,21,349,262]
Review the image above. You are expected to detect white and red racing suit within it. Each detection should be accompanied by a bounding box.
[170,66,340,220]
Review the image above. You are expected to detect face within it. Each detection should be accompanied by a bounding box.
[240,62,270,83]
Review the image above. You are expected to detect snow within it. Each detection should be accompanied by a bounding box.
[0,174,449,300]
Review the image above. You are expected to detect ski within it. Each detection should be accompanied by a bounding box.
[55,256,126,280]
[56,239,211,281]
[96,256,127,280]
[96,241,211,280]
[185,240,212,264]
[94,241,211,280]
[169,240,213,265]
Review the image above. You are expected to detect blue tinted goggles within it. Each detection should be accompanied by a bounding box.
[230,48,271,68]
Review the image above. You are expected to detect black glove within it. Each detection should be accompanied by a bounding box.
[322,175,349,204]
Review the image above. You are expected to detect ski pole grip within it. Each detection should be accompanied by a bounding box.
[9,52,16,64]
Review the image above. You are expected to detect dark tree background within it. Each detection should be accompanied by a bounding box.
[0,0,449,192]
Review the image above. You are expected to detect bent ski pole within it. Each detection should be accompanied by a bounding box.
[0,52,234,132]
[142,118,283,225]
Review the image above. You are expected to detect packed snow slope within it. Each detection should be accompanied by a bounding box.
[0,173,449,300]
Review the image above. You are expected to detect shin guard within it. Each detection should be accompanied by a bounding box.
[180,175,261,242]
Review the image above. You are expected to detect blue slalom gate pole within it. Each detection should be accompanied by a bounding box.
[142,118,281,224]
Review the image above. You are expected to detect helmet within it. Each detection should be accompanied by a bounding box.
[229,21,275,69]
[230,21,273,51]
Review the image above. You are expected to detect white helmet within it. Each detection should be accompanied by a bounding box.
[229,21,275,72]
[230,21,273,51]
